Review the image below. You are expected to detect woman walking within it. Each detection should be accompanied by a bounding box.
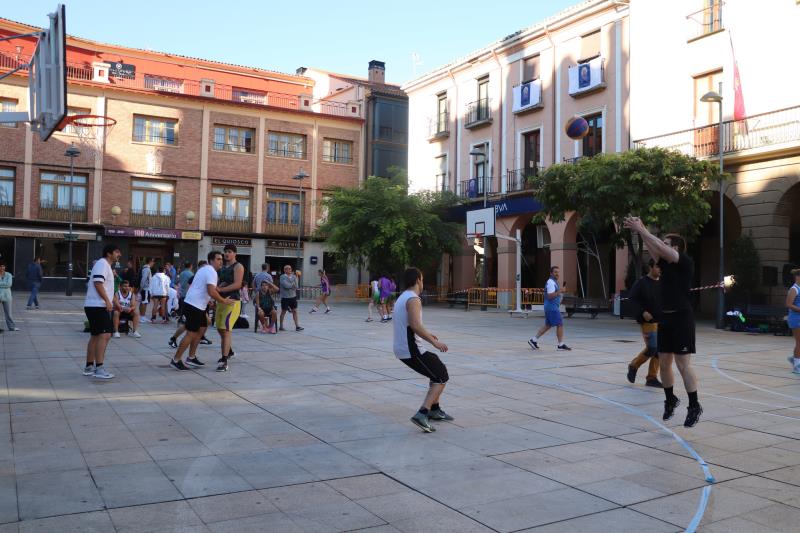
[309,269,332,314]
[787,268,800,374]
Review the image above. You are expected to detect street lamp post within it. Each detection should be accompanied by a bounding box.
[701,82,725,329]
[469,148,488,310]
[64,143,80,297]
[293,169,308,279]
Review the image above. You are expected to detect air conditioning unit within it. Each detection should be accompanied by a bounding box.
[536,225,550,248]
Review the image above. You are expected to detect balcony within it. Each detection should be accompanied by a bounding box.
[0,53,352,119]
[264,221,301,237]
[130,210,175,228]
[459,177,494,199]
[435,172,450,193]
[428,113,449,140]
[506,167,542,192]
[211,215,253,233]
[686,3,723,42]
[39,203,87,222]
[465,99,492,129]
[633,106,800,161]
[0,204,14,217]
[568,57,605,97]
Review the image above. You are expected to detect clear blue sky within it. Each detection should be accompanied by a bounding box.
[4,0,579,84]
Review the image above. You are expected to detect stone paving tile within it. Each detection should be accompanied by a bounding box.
[3,298,800,531]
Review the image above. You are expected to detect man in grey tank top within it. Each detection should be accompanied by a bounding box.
[393,267,453,433]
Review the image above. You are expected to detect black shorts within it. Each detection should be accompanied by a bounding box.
[85,307,114,336]
[140,290,150,304]
[401,351,449,384]
[118,311,134,321]
[183,304,208,332]
[658,310,696,354]
[281,297,298,310]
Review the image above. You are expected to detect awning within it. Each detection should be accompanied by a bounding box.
[0,225,97,241]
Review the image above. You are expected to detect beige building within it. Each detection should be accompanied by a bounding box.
[404,0,631,296]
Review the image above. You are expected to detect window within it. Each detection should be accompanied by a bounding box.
[580,30,601,61]
[435,154,448,192]
[473,142,488,194]
[1,98,18,128]
[233,88,266,105]
[268,132,306,159]
[131,179,175,216]
[133,116,177,145]
[39,171,88,220]
[582,113,603,157]
[35,238,88,278]
[322,139,353,164]
[693,69,723,126]
[0,167,14,215]
[702,1,723,35]
[213,125,254,153]
[63,107,92,136]
[374,101,408,142]
[522,130,541,176]
[266,190,301,225]
[144,75,183,93]
[436,93,448,133]
[212,186,251,220]
[522,55,539,82]
[477,77,489,120]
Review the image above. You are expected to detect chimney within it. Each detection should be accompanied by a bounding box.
[296,67,307,76]
[368,60,385,84]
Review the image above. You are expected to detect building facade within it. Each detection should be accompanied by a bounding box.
[403,0,631,296]
[0,17,363,291]
[299,61,408,179]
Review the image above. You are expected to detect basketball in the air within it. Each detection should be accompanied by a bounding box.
[565,116,590,140]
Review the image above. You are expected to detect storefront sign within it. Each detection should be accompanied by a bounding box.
[212,237,252,247]
[461,196,544,219]
[267,239,302,249]
[105,227,202,240]
[0,225,96,241]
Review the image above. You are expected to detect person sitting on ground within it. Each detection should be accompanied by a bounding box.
[112,279,141,338]
[256,281,278,334]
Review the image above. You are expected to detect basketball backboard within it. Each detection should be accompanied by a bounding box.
[0,4,66,141]
[466,206,495,238]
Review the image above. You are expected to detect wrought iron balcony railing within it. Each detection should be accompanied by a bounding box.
[506,167,542,192]
[211,215,253,233]
[428,112,450,139]
[39,203,87,222]
[130,210,176,228]
[0,204,14,217]
[686,2,723,41]
[465,99,492,128]
[633,106,800,159]
[459,177,494,199]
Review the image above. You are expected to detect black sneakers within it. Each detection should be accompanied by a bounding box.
[170,359,189,371]
[428,408,455,421]
[627,365,637,383]
[684,404,703,428]
[663,397,680,421]
[645,378,664,388]
[227,349,235,358]
[557,344,572,351]
[199,336,212,345]
[216,357,228,372]
[410,411,435,433]
[527,339,539,350]
[168,337,177,348]
[186,357,205,368]
[296,326,304,332]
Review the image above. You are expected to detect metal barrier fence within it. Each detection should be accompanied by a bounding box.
[466,288,545,310]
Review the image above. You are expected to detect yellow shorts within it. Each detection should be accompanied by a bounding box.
[215,300,241,331]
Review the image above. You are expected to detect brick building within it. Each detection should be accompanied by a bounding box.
[0,16,364,291]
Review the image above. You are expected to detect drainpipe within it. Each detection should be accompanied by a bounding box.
[447,68,459,191]
[544,23,557,167]
[491,49,504,193]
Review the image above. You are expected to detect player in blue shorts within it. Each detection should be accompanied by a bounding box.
[528,266,571,351]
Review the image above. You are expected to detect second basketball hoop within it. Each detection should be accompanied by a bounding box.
[61,113,116,157]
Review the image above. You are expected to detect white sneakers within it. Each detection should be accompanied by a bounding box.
[128,330,142,338]
[113,332,120,338]
[93,367,114,379]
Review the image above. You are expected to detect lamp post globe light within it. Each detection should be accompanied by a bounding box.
[64,143,80,296]
[293,169,308,279]
[700,83,725,329]
[469,148,488,310]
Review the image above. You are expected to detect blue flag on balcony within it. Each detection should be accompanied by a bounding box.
[468,179,477,198]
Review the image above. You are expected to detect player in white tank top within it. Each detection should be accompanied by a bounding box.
[112,279,141,338]
[392,267,455,433]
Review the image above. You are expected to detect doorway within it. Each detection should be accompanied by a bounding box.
[522,130,540,177]
[131,244,172,271]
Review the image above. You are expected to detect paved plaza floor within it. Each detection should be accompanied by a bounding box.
[0,293,799,532]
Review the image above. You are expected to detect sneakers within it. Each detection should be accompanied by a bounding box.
[185,357,205,368]
[527,339,539,350]
[93,367,114,379]
[168,337,178,348]
[663,397,680,421]
[324,309,332,314]
[82,365,95,376]
[129,330,142,338]
[170,359,190,371]
[428,408,455,421]
[113,332,121,339]
[26,306,32,310]
[410,411,435,433]
[557,344,572,351]
[789,356,800,374]
[140,317,149,323]
[296,326,304,332]
[627,365,637,383]
[645,378,664,388]
[199,336,212,345]
[684,404,703,427]
[365,318,373,322]
[216,357,228,372]
[309,308,317,314]
[227,349,235,358]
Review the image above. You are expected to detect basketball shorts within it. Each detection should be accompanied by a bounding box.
[184,304,208,333]
[658,310,696,355]
[85,307,113,336]
[400,351,449,384]
[215,300,241,331]
[139,290,150,304]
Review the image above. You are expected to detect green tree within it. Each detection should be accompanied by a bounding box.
[530,147,723,280]
[730,233,760,304]
[316,174,462,276]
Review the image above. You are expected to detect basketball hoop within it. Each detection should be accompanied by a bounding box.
[60,114,116,157]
